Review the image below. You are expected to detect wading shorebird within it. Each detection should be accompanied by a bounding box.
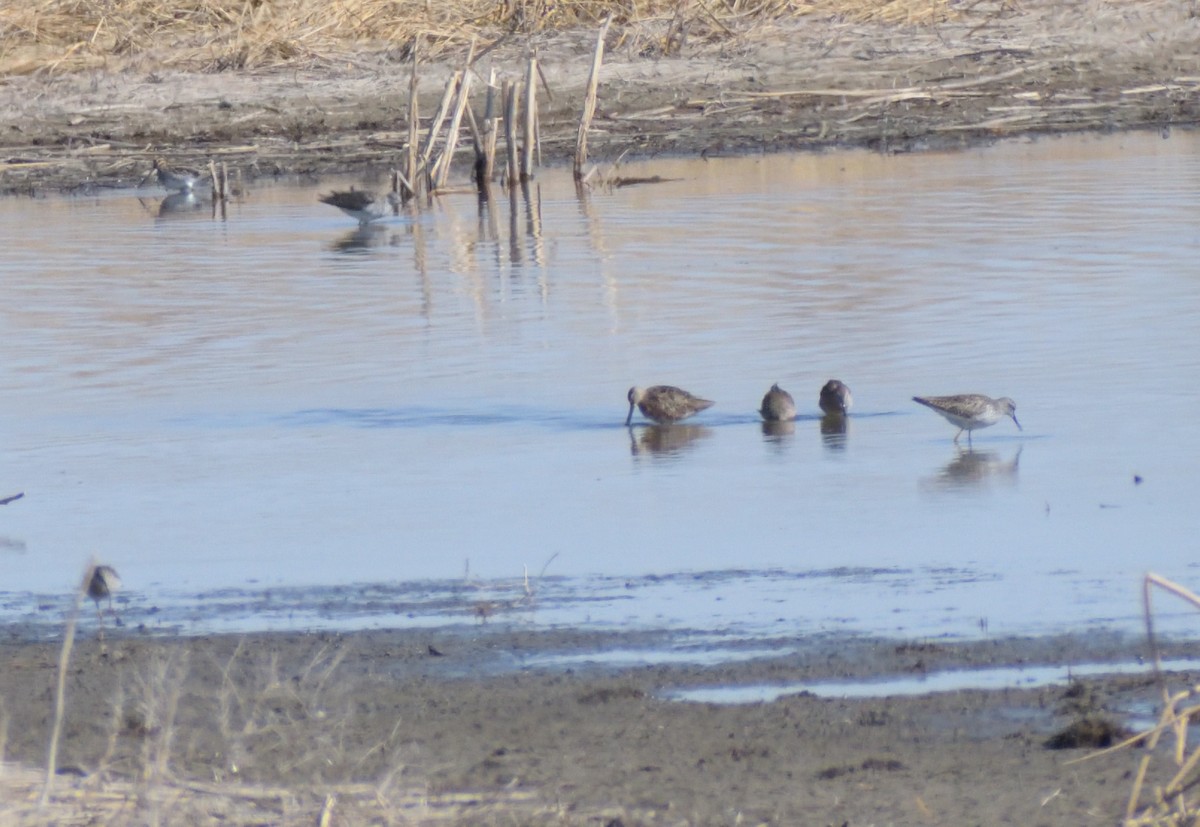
[913,394,1021,445]
[319,188,401,225]
[759,384,796,422]
[86,564,122,642]
[626,385,714,426]
[149,158,205,193]
[818,379,853,416]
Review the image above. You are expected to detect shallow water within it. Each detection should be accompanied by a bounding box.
[3,131,1200,644]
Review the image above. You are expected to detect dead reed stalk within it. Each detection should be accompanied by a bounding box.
[1076,573,1200,825]
[503,80,520,186]
[574,16,611,181]
[40,561,91,806]
[522,57,538,181]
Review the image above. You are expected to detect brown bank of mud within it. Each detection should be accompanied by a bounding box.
[2,625,1199,825]
[1,0,1198,194]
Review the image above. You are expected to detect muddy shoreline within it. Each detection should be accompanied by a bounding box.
[3,0,1199,195]
[3,623,1198,824]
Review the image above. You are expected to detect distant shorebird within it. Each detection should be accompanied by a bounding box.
[819,380,853,416]
[913,394,1021,445]
[759,384,796,422]
[626,385,714,426]
[150,158,205,193]
[319,189,401,225]
[85,564,122,642]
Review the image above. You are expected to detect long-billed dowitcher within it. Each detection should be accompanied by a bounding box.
[913,394,1021,445]
[319,188,401,225]
[818,380,853,416]
[759,384,796,422]
[626,385,714,426]
[150,158,205,192]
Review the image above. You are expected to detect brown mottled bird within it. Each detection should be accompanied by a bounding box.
[759,384,796,422]
[626,385,714,425]
[818,379,853,416]
[86,564,122,641]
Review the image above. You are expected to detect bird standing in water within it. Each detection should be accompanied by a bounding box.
[319,189,401,225]
[913,394,1021,445]
[819,380,853,416]
[149,158,205,193]
[759,384,796,422]
[86,563,122,643]
[626,385,714,425]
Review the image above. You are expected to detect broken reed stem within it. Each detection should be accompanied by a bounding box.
[41,562,90,806]
[483,68,499,184]
[463,100,487,192]
[421,72,458,178]
[575,15,611,180]
[522,57,537,182]
[405,49,420,201]
[435,68,472,189]
[432,40,476,190]
[503,80,519,187]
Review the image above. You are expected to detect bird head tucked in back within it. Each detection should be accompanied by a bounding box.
[819,380,853,416]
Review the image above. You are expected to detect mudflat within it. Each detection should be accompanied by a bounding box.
[3,625,1198,825]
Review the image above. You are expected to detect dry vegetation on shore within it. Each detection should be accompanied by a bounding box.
[1,0,956,75]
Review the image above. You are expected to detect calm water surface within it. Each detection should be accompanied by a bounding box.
[3,131,1199,643]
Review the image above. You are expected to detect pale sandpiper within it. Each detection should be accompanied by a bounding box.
[913,394,1021,445]
[319,188,401,225]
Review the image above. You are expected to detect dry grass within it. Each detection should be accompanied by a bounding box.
[1078,574,1200,826]
[0,0,959,76]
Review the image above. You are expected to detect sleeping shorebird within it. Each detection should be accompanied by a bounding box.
[913,394,1021,445]
[149,158,205,192]
[319,189,401,225]
[85,564,122,643]
[626,385,714,426]
[759,384,796,422]
[819,379,853,416]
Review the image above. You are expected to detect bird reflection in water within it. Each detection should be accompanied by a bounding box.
[140,190,208,222]
[819,413,849,450]
[629,424,712,457]
[761,419,796,440]
[330,224,391,253]
[923,445,1022,491]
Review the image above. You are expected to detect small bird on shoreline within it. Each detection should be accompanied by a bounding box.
[86,564,122,643]
[150,158,205,192]
[759,384,796,422]
[319,188,401,225]
[819,380,853,417]
[913,394,1021,445]
[626,385,714,425]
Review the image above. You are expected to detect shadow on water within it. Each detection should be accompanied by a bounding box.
[137,192,209,221]
[760,420,795,440]
[921,445,1022,492]
[820,413,850,451]
[628,424,712,457]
